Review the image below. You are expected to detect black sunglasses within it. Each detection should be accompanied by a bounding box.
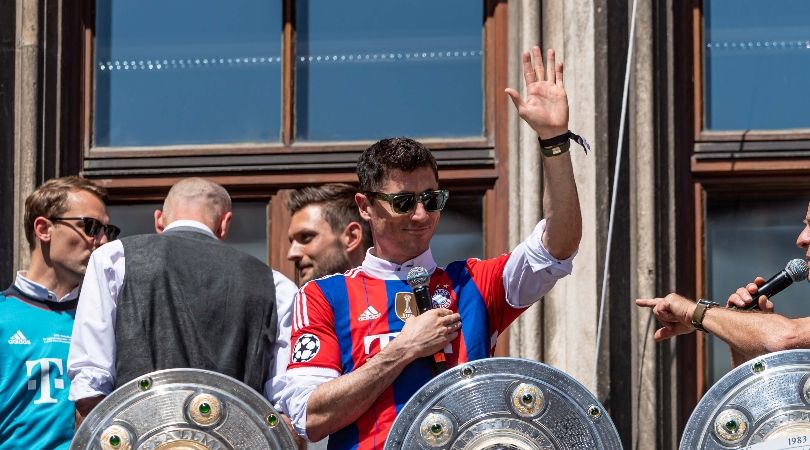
[49,217,121,240]
[365,189,449,215]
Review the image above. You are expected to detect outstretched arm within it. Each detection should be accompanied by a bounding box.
[636,293,810,363]
[506,47,581,260]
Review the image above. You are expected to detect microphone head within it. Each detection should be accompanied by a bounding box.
[406,266,430,289]
[785,258,809,282]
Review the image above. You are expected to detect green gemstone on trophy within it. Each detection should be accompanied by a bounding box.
[462,366,474,377]
[589,406,601,417]
[430,423,443,435]
[109,435,121,447]
[138,377,152,390]
[199,402,211,415]
[752,361,765,373]
[267,414,278,426]
[522,393,534,405]
[725,419,738,433]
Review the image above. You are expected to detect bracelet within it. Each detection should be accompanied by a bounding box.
[538,130,591,157]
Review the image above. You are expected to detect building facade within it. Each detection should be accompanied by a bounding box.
[3,1,809,448]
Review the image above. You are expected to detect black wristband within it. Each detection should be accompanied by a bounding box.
[540,140,570,157]
[538,130,591,155]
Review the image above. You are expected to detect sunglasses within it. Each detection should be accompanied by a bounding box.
[49,217,121,240]
[365,189,449,215]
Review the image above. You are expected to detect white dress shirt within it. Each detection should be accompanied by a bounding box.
[67,220,298,407]
[13,271,79,303]
[279,219,576,439]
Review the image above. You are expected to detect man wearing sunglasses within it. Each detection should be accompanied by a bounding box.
[67,177,298,430]
[281,47,583,448]
[0,176,113,450]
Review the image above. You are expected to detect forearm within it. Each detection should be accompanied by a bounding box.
[704,308,805,361]
[541,152,581,259]
[305,344,416,441]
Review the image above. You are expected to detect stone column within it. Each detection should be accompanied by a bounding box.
[13,0,41,272]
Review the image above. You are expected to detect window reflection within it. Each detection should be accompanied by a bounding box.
[295,0,484,141]
[94,0,282,147]
[703,0,810,130]
[431,194,484,267]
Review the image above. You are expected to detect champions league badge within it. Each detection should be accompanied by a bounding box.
[292,333,321,363]
[681,349,810,449]
[385,357,622,449]
[432,287,453,309]
[70,368,297,450]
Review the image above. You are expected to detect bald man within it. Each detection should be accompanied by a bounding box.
[67,178,297,426]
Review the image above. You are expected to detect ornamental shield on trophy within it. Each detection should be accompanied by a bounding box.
[681,349,810,449]
[384,357,622,449]
[70,368,297,450]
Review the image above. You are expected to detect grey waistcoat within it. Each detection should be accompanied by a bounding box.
[114,227,277,394]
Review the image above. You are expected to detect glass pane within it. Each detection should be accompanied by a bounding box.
[295,0,483,141]
[95,0,282,147]
[705,195,810,385]
[703,0,810,130]
[107,202,269,263]
[431,194,483,267]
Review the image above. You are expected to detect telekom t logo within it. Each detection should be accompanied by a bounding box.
[26,358,65,404]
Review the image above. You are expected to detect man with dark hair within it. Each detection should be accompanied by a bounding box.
[1,176,116,449]
[280,47,583,447]
[67,177,298,427]
[287,183,372,284]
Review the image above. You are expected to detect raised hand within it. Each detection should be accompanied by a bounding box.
[505,46,569,139]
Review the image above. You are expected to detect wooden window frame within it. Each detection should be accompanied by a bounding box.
[78,1,505,178]
[690,0,810,163]
[72,1,512,285]
[678,0,810,434]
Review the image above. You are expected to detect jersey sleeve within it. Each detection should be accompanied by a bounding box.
[465,254,524,335]
[287,281,342,373]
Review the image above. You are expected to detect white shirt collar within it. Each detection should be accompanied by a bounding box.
[361,247,437,281]
[14,271,79,303]
[164,220,217,239]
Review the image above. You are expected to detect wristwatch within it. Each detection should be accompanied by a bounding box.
[691,299,720,332]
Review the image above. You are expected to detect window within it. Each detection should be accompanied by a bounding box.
[703,0,810,131]
[704,195,810,384]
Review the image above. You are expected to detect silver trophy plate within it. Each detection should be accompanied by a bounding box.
[384,357,622,450]
[71,368,297,450]
[681,349,810,449]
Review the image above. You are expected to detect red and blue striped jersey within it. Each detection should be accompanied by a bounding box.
[288,254,524,450]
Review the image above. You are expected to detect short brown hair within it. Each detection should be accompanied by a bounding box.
[357,137,438,192]
[24,176,108,251]
[287,183,372,251]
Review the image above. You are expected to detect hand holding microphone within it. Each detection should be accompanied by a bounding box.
[727,259,808,311]
[407,267,451,374]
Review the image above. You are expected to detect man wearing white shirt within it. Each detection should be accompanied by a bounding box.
[1,176,115,450]
[68,177,297,426]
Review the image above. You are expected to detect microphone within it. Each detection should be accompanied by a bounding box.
[406,266,446,374]
[742,259,808,310]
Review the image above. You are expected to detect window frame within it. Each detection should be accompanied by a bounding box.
[79,0,501,174]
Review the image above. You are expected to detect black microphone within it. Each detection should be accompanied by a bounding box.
[406,266,446,374]
[742,259,808,310]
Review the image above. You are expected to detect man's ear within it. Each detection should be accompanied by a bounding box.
[154,210,166,234]
[215,211,233,240]
[33,217,53,244]
[341,222,363,252]
[356,192,372,221]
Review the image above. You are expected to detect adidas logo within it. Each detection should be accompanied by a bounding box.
[8,330,31,345]
[358,306,381,322]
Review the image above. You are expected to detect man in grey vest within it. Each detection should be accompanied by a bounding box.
[67,178,298,426]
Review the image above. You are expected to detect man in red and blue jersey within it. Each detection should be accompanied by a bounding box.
[280,46,583,449]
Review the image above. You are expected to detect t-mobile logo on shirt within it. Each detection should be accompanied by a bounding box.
[25,358,65,404]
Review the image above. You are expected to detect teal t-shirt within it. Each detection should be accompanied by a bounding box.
[0,287,76,450]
